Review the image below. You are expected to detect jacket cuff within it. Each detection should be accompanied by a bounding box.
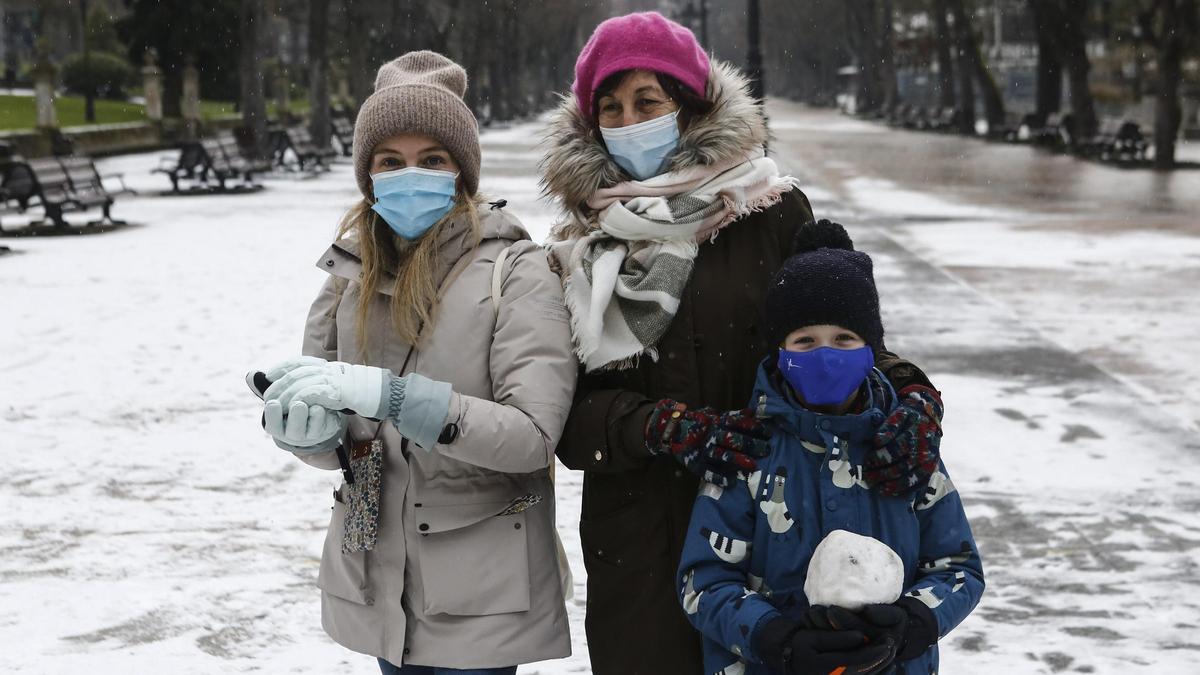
[751,613,797,667]
[896,595,940,660]
[619,401,657,460]
[396,373,453,450]
[558,389,653,472]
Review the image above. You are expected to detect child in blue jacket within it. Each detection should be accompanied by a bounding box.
[677,221,984,675]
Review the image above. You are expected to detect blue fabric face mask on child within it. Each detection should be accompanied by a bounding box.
[370,167,458,240]
[599,110,681,180]
[777,346,875,406]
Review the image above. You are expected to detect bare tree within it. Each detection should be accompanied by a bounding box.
[1027,0,1064,120]
[931,0,957,108]
[240,0,268,156]
[1036,0,1098,137]
[1136,0,1199,168]
[309,0,331,147]
[846,0,884,113]
[946,0,1005,130]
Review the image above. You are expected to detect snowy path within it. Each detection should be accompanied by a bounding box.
[2,105,1199,673]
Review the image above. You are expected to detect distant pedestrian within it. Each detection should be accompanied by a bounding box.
[254,51,575,674]
[540,12,947,673]
[677,220,984,675]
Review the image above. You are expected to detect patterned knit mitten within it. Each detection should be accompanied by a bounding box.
[644,399,772,487]
[866,385,944,497]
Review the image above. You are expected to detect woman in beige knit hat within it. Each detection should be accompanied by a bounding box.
[252,51,576,674]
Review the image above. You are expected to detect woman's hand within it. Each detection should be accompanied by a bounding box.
[262,359,390,420]
[643,399,772,487]
[866,385,943,497]
[263,398,346,454]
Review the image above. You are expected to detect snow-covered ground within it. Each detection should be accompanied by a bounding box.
[2,104,1199,673]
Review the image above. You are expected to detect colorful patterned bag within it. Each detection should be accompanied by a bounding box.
[341,436,384,554]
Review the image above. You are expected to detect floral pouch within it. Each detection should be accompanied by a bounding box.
[341,435,384,554]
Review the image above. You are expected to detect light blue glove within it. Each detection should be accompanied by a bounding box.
[384,372,454,451]
[263,360,390,419]
[263,398,346,455]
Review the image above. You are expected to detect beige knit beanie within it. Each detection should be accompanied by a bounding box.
[352,51,481,198]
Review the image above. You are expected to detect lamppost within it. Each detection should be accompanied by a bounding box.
[746,0,764,101]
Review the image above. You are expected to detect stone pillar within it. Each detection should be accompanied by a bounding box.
[33,44,57,129]
[142,48,163,122]
[181,55,201,138]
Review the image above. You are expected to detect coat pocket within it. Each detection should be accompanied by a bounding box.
[317,489,372,605]
[417,500,531,616]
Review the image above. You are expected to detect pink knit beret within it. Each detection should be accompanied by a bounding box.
[572,11,710,120]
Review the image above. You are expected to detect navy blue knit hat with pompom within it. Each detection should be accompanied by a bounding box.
[765,220,885,353]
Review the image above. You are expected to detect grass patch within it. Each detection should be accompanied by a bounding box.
[0,94,145,130]
[1,94,314,131]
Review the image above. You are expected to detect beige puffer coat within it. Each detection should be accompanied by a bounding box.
[293,203,575,668]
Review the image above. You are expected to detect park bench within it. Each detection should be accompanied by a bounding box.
[279,126,336,171]
[19,156,125,229]
[1077,117,1148,164]
[153,142,208,193]
[1030,112,1080,150]
[974,111,1023,141]
[1108,120,1148,163]
[198,136,263,192]
[331,116,354,157]
[928,107,960,132]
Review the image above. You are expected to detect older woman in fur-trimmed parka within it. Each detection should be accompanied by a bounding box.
[541,12,947,675]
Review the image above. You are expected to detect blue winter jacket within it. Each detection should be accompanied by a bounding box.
[677,360,985,675]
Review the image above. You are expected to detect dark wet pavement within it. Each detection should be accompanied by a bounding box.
[768,103,1200,232]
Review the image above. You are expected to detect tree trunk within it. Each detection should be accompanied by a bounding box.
[932,0,957,108]
[1054,0,1098,137]
[846,0,882,113]
[880,0,898,110]
[1152,0,1189,169]
[346,0,371,112]
[239,0,268,155]
[947,0,1005,129]
[1028,0,1063,119]
[309,0,331,148]
[953,13,976,132]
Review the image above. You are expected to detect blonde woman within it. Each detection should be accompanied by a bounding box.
[256,51,574,674]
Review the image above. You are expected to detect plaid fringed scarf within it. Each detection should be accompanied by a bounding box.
[549,150,800,372]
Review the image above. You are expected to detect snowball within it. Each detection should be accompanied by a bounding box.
[804,530,904,611]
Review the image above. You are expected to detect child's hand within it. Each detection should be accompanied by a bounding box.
[643,400,772,486]
[806,604,907,663]
[866,385,943,497]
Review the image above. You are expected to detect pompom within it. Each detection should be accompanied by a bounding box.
[792,219,855,255]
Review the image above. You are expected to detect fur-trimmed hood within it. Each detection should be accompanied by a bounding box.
[539,60,769,226]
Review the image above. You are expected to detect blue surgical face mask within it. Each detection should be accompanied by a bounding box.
[370,167,458,240]
[599,110,681,181]
[777,346,875,407]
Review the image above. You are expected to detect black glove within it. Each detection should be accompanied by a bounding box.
[752,614,894,675]
[810,600,938,664]
[805,604,906,664]
[893,597,939,661]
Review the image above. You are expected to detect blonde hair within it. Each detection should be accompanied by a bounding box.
[336,192,481,356]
